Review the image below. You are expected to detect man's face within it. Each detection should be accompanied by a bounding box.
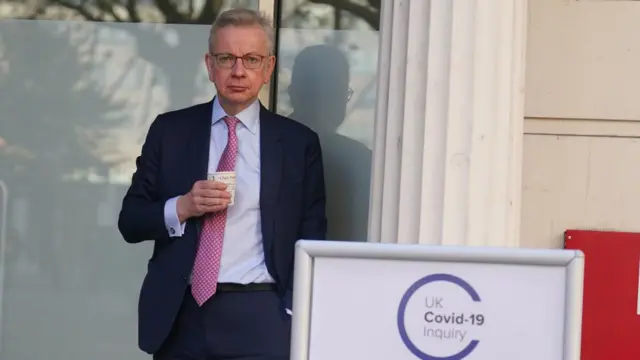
[205,25,275,109]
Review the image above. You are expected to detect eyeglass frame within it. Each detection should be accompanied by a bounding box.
[209,52,270,70]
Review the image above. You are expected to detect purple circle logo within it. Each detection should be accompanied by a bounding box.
[397,273,482,360]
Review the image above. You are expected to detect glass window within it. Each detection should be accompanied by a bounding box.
[0,0,270,358]
[275,0,381,241]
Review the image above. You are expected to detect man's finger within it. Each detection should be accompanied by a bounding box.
[197,189,231,199]
[199,180,228,190]
[199,204,228,213]
[198,196,229,206]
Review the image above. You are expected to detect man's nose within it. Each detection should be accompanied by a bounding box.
[231,59,247,76]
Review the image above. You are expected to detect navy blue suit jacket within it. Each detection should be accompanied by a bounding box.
[117,100,327,354]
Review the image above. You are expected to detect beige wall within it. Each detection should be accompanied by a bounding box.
[522,0,640,248]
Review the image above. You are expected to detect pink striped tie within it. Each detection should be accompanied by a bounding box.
[191,116,240,306]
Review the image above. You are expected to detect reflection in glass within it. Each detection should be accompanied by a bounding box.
[276,0,380,241]
[0,0,260,23]
[0,0,266,358]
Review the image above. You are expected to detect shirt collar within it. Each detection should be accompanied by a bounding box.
[211,96,260,134]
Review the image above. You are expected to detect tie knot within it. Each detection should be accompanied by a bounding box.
[224,116,240,131]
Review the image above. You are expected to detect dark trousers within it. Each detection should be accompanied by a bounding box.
[153,289,292,360]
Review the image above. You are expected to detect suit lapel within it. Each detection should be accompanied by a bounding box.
[188,100,213,184]
[259,105,282,252]
[187,100,213,235]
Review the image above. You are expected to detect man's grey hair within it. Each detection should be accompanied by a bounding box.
[209,8,275,55]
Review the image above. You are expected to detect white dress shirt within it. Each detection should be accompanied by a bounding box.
[163,97,274,284]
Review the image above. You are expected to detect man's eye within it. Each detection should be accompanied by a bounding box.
[246,56,260,64]
[218,55,232,62]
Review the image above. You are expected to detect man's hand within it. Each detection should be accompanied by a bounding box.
[176,180,231,223]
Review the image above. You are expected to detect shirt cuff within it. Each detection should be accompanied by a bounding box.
[164,196,186,237]
[285,308,292,316]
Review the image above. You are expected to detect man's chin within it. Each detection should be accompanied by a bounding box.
[221,92,253,103]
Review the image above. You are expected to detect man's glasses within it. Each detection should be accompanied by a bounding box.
[210,53,267,70]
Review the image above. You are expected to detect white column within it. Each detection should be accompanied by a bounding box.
[368,0,528,247]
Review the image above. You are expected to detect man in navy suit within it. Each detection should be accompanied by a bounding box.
[118,8,327,360]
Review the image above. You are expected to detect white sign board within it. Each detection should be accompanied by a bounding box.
[291,240,584,360]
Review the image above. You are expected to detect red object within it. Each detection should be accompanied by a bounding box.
[564,230,640,360]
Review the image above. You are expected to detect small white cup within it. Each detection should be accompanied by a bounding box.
[208,171,236,206]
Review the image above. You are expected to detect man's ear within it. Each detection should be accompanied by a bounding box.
[205,53,215,83]
[265,56,276,84]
